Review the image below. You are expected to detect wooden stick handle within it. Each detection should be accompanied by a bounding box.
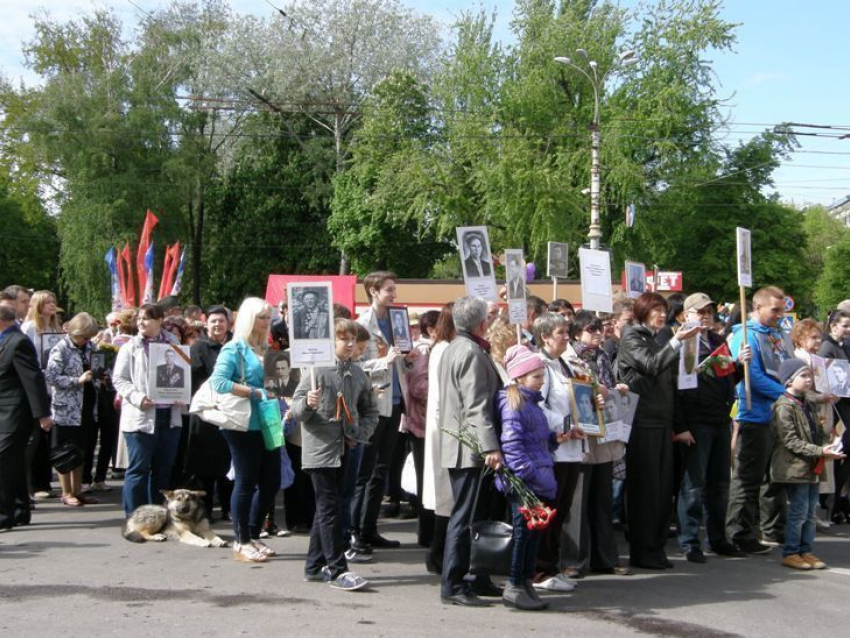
[310,366,317,392]
[553,276,558,301]
[740,286,751,411]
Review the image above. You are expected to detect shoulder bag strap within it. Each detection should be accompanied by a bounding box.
[239,348,246,385]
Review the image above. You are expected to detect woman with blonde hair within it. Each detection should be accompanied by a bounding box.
[486,317,518,383]
[210,297,281,562]
[21,290,63,500]
[45,313,100,506]
[22,291,63,365]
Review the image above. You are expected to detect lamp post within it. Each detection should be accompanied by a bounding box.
[554,50,637,250]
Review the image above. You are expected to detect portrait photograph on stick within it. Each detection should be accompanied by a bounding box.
[569,380,605,437]
[456,225,497,299]
[287,281,335,368]
[625,261,646,299]
[147,343,191,404]
[388,306,413,353]
[547,241,569,279]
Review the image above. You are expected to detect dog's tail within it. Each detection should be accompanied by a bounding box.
[122,523,145,543]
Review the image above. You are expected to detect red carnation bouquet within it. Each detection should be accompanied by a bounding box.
[443,427,556,531]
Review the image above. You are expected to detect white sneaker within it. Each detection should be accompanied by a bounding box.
[532,574,577,592]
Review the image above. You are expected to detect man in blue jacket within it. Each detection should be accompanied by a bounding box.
[726,286,792,554]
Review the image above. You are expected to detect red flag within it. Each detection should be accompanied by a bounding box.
[708,342,736,378]
[158,242,180,300]
[115,245,127,306]
[121,243,136,306]
[136,210,159,301]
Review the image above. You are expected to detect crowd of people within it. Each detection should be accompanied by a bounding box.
[1,277,849,607]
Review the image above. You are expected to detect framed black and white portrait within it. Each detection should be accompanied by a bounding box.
[39,332,64,369]
[264,349,301,400]
[147,343,192,404]
[625,261,646,299]
[569,380,605,437]
[388,306,413,353]
[547,242,569,279]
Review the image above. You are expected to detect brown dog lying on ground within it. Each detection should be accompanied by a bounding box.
[122,489,227,548]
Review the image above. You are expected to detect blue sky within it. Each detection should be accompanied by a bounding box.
[1,0,847,208]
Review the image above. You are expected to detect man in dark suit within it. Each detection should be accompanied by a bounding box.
[463,233,491,278]
[156,348,185,389]
[0,305,53,531]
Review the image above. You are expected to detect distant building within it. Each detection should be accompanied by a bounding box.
[829,194,850,226]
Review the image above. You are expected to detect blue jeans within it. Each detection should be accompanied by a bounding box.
[783,482,819,557]
[677,423,731,550]
[222,430,281,544]
[122,410,181,516]
[508,494,544,587]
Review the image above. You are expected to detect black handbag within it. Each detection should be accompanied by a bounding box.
[468,469,514,576]
[49,442,84,474]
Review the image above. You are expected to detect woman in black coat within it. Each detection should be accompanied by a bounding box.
[185,306,233,519]
[617,293,701,569]
[819,309,850,522]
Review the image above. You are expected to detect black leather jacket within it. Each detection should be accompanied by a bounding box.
[617,324,679,429]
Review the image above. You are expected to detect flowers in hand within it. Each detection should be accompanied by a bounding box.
[443,426,556,531]
[518,504,557,531]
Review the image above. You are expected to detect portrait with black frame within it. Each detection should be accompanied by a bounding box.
[388,306,413,353]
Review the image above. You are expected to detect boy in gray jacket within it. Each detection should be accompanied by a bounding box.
[292,319,379,591]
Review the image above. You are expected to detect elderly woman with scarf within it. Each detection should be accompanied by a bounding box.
[560,311,632,577]
[531,312,581,591]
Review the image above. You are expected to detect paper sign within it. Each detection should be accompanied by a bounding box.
[288,281,335,368]
[457,225,498,300]
[736,227,752,288]
[811,354,828,394]
[148,343,192,405]
[579,247,613,313]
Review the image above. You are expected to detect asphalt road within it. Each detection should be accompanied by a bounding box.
[1,487,848,637]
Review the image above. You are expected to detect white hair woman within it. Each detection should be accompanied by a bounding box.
[45,313,100,507]
[210,297,281,563]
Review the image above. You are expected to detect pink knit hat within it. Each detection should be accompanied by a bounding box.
[504,344,544,380]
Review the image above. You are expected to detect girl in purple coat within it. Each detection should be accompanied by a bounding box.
[497,345,568,611]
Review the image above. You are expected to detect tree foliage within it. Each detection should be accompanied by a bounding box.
[0,0,832,316]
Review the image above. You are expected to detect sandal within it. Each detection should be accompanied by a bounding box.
[61,495,83,507]
[251,540,276,557]
[233,542,269,563]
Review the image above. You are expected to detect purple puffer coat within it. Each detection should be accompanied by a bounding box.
[496,387,558,502]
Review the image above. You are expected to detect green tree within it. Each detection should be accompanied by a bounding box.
[328,71,450,275]
[0,171,59,290]
[815,236,850,312]
[201,115,340,306]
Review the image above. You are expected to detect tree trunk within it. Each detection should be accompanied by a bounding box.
[335,112,350,275]
[191,172,205,305]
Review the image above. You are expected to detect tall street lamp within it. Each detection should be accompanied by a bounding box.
[554,50,638,250]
